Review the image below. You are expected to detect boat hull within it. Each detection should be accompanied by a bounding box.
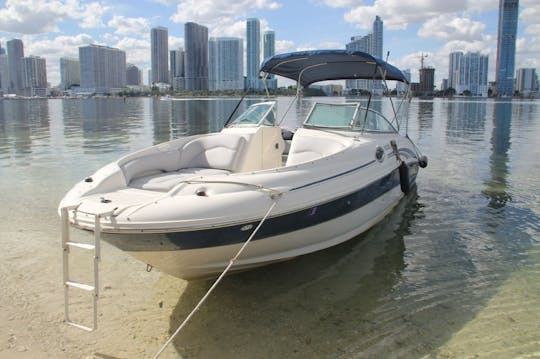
[101,169,409,279]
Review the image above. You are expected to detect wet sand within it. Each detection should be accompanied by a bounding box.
[0,211,187,358]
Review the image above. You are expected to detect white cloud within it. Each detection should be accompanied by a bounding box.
[465,0,498,13]
[342,0,468,30]
[0,0,108,34]
[276,39,296,54]
[170,0,281,26]
[319,0,363,8]
[418,15,486,41]
[113,37,150,68]
[107,16,150,37]
[78,2,109,29]
[169,36,185,51]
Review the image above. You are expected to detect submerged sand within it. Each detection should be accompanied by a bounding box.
[1,209,538,358]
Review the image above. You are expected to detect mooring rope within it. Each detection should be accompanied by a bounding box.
[152,198,279,359]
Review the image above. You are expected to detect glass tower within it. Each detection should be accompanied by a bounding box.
[7,39,24,95]
[495,0,519,97]
[246,18,261,90]
[208,37,243,91]
[184,22,209,91]
[79,44,126,94]
[151,26,169,84]
[60,57,80,90]
[345,16,383,93]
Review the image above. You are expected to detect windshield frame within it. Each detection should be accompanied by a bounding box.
[227,101,277,127]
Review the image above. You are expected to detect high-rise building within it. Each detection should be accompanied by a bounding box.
[263,31,275,62]
[151,26,169,84]
[184,22,208,91]
[208,37,243,91]
[448,52,462,90]
[461,52,489,96]
[170,48,184,79]
[515,68,538,96]
[7,39,24,95]
[419,67,435,95]
[246,18,261,90]
[60,57,80,90]
[170,48,185,90]
[126,63,141,85]
[22,56,47,97]
[262,30,278,90]
[396,69,411,94]
[345,16,383,93]
[79,44,126,94]
[0,44,8,94]
[495,0,519,97]
[372,16,383,59]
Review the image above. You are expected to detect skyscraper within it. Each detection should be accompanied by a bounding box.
[126,64,142,85]
[170,48,185,90]
[495,0,519,97]
[372,16,383,59]
[184,22,208,91]
[246,18,261,90]
[22,56,47,97]
[515,68,537,96]
[263,30,275,61]
[7,39,24,95]
[345,16,383,93]
[0,44,8,94]
[151,26,169,84]
[448,51,489,96]
[79,44,126,94]
[263,30,278,90]
[419,67,435,95]
[448,52,463,90]
[60,57,80,90]
[208,37,243,91]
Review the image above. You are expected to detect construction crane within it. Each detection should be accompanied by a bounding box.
[419,53,428,70]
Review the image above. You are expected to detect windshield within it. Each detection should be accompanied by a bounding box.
[304,102,397,133]
[228,101,276,127]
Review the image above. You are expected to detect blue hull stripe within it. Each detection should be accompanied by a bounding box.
[103,168,402,251]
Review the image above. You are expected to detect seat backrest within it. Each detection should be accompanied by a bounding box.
[121,150,181,183]
[286,130,347,166]
[179,134,247,172]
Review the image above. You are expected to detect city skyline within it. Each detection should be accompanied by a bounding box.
[0,0,538,87]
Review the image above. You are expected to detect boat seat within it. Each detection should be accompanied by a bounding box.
[285,130,347,166]
[129,168,230,192]
[179,134,248,172]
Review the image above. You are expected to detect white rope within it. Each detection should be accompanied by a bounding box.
[152,199,279,359]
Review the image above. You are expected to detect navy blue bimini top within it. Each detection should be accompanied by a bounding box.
[259,49,409,87]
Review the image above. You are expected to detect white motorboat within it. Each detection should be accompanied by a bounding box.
[59,50,427,280]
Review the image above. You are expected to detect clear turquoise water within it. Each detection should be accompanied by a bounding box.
[0,97,538,358]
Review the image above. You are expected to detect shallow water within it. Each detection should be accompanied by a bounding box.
[0,97,538,358]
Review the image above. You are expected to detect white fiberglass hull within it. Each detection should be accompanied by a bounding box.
[125,186,404,279]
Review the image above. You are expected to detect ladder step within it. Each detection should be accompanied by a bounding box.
[66,321,94,332]
[65,281,95,292]
[66,241,95,250]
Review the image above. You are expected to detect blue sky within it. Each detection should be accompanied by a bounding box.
[0,0,538,87]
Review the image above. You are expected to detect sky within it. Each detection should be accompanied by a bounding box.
[0,0,538,88]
